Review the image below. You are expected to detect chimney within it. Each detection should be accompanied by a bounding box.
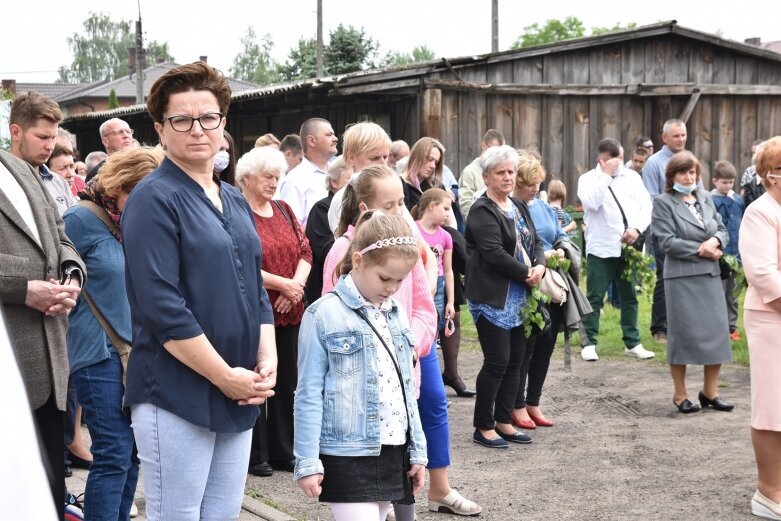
[2,79,16,95]
[745,37,761,46]
[156,56,166,64]
[199,55,208,63]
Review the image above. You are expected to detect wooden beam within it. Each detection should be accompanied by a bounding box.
[329,79,421,96]
[422,88,442,139]
[678,88,702,124]
[422,79,781,96]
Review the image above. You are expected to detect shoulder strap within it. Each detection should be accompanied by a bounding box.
[272,200,295,230]
[77,200,121,240]
[607,186,629,231]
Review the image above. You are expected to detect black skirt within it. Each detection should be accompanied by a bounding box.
[319,444,409,503]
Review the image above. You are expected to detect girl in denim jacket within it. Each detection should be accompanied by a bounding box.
[295,213,428,520]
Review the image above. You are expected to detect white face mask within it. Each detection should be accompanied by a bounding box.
[213,150,230,173]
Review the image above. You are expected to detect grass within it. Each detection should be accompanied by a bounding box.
[459,284,749,365]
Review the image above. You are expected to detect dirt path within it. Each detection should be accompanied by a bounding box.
[247,340,756,520]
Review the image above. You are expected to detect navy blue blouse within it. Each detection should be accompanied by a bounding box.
[121,157,273,432]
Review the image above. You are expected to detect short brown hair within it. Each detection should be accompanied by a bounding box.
[10,91,62,129]
[97,146,165,199]
[300,118,331,153]
[664,151,701,193]
[713,160,737,180]
[756,136,781,187]
[632,147,650,159]
[146,62,231,123]
[482,129,505,146]
[46,144,72,167]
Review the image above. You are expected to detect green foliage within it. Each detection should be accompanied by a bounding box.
[107,88,120,109]
[591,22,637,36]
[512,16,636,49]
[620,243,655,296]
[547,253,571,273]
[278,37,318,81]
[384,45,436,67]
[520,287,552,338]
[57,12,174,83]
[722,255,747,297]
[229,27,281,86]
[324,24,380,75]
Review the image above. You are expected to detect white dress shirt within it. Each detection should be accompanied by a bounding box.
[577,164,652,258]
[276,157,327,226]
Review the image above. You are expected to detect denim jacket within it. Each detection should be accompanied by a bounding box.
[293,275,428,481]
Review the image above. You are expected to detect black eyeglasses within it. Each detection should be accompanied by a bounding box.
[163,112,224,132]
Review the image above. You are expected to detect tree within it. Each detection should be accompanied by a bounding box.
[107,88,120,109]
[57,12,174,83]
[278,38,318,81]
[325,24,380,75]
[229,27,281,86]
[512,16,586,48]
[384,45,436,68]
[280,24,381,80]
[590,22,637,36]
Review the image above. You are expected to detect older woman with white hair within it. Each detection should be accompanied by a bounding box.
[238,146,313,476]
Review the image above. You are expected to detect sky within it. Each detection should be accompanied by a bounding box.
[2,0,779,83]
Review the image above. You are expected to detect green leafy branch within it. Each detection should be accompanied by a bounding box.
[621,243,655,296]
[722,254,747,297]
[520,286,551,337]
[547,254,571,273]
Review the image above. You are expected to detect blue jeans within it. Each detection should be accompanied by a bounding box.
[131,403,253,521]
[71,351,139,521]
[434,276,446,332]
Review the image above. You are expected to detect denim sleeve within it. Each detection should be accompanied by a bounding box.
[293,308,326,480]
[122,187,203,344]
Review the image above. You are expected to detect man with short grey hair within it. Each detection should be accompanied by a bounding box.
[459,129,505,218]
[87,118,134,181]
[389,139,410,169]
[84,150,107,173]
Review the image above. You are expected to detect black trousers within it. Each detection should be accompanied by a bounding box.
[34,392,65,519]
[651,242,667,335]
[473,317,527,430]
[250,324,299,466]
[516,303,563,408]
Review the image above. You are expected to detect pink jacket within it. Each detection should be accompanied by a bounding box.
[322,226,437,397]
[739,193,781,312]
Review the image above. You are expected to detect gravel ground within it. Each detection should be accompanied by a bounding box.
[246,339,756,520]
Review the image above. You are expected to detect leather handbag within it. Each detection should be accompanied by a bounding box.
[539,267,568,304]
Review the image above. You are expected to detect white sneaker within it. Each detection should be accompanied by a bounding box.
[130,501,138,518]
[625,344,655,359]
[581,345,598,361]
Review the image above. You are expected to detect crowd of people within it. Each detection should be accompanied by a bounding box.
[2,61,781,521]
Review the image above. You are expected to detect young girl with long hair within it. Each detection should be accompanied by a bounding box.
[294,213,427,520]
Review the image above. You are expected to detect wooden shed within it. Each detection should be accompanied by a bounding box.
[64,20,781,201]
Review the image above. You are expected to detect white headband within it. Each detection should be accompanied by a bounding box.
[359,236,417,255]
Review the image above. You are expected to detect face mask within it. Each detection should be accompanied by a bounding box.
[673,182,696,195]
[213,150,230,173]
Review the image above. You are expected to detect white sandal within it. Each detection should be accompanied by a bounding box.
[428,489,482,516]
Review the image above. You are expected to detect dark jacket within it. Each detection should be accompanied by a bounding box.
[443,225,468,306]
[305,192,335,305]
[464,194,545,309]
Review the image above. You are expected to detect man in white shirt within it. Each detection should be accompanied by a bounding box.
[458,129,505,219]
[577,137,654,362]
[276,118,338,226]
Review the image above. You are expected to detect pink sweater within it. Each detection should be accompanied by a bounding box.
[322,227,437,397]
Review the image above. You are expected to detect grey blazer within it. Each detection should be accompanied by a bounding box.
[0,149,86,410]
[651,190,729,280]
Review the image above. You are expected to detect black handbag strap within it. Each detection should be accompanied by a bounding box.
[272,200,295,230]
[607,186,629,231]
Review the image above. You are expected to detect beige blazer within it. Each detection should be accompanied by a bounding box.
[740,192,781,312]
[0,149,86,410]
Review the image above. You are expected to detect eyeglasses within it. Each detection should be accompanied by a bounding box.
[163,112,224,133]
[104,128,134,137]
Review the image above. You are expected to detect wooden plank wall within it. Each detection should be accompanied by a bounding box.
[436,35,781,203]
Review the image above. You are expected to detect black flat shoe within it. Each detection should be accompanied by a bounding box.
[248,462,273,477]
[472,429,508,449]
[699,391,734,412]
[673,398,701,414]
[497,429,533,444]
[442,374,476,397]
[67,451,93,470]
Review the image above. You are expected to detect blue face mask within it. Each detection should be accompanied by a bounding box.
[673,182,696,194]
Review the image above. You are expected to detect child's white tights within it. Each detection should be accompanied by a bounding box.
[330,501,392,520]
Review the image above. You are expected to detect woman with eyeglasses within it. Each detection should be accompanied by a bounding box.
[121,62,278,519]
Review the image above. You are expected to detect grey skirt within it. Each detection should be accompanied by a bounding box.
[665,273,732,365]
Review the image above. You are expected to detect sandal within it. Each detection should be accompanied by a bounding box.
[429,489,482,516]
